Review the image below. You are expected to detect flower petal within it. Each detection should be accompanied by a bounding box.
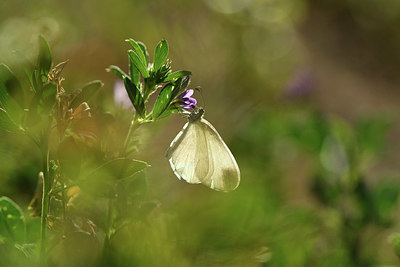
[178,89,194,99]
[186,97,197,105]
[182,104,196,110]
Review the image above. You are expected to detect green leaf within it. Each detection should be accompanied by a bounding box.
[80,158,148,197]
[373,181,399,225]
[152,84,174,119]
[26,89,42,126]
[38,35,52,80]
[0,196,25,245]
[128,51,150,78]
[164,70,192,82]
[356,116,392,155]
[38,82,57,114]
[31,70,41,93]
[0,83,23,125]
[70,80,103,109]
[106,65,127,80]
[124,171,148,197]
[391,233,400,259]
[137,42,149,67]
[180,75,190,91]
[123,77,145,117]
[153,40,169,72]
[0,108,21,133]
[170,77,185,100]
[24,66,36,93]
[157,106,182,119]
[126,39,148,68]
[0,63,25,108]
[129,57,140,87]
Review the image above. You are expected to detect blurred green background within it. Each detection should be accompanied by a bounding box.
[2,0,400,266]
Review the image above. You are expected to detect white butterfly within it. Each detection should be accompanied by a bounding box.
[166,108,240,191]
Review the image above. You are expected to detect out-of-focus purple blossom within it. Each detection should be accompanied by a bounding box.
[176,89,197,110]
[284,69,316,99]
[114,80,133,109]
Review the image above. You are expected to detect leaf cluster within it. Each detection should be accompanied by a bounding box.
[107,39,192,121]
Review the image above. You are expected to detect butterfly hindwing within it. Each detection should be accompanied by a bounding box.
[195,118,240,191]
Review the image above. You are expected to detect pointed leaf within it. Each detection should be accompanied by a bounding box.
[126,39,147,67]
[0,108,21,133]
[0,83,23,124]
[154,40,169,72]
[106,65,127,80]
[129,57,140,87]
[170,77,185,100]
[80,158,148,197]
[157,106,182,119]
[0,196,25,245]
[137,42,149,67]
[0,64,25,108]
[70,80,103,109]
[128,51,149,78]
[26,89,42,126]
[164,70,192,82]
[31,70,41,92]
[123,77,145,117]
[152,83,174,119]
[95,158,148,179]
[38,35,52,80]
[38,82,57,114]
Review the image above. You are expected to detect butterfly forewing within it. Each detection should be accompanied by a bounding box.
[167,122,203,184]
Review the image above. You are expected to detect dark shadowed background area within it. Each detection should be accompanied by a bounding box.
[2,0,400,265]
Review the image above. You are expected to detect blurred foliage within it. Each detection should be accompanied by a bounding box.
[1,0,400,266]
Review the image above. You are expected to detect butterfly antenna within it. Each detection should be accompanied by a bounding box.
[195,86,206,110]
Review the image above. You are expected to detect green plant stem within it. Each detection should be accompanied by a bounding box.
[39,117,52,266]
[106,198,113,239]
[142,80,155,102]
[101,197,113,265]
[122,117,142,157]
[61,177,67,223]
[103,116,142,249]
[40,149,50,266]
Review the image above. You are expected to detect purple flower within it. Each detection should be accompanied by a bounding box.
[284,69,315,99]
[176,89,197,110]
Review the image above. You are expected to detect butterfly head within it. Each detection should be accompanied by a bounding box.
[188,108,204,122]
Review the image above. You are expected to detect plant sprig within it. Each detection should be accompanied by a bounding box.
[107,39,192,122]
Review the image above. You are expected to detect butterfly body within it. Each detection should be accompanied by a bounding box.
[167,109,240,191]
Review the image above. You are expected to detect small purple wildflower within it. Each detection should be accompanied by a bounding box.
[284,69,315,99]
[176,89,197,110]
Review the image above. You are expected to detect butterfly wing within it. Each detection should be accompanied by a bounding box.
[194,118,240,191]
[166,122,203,184]
[167,118,240,191]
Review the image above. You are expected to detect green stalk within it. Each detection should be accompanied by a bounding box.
[106,198,113,239]
[40,148,50,265]
[103,116,142,249]
[39,117,52,266]
[103,74,151,260]
[122,117,140,156]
